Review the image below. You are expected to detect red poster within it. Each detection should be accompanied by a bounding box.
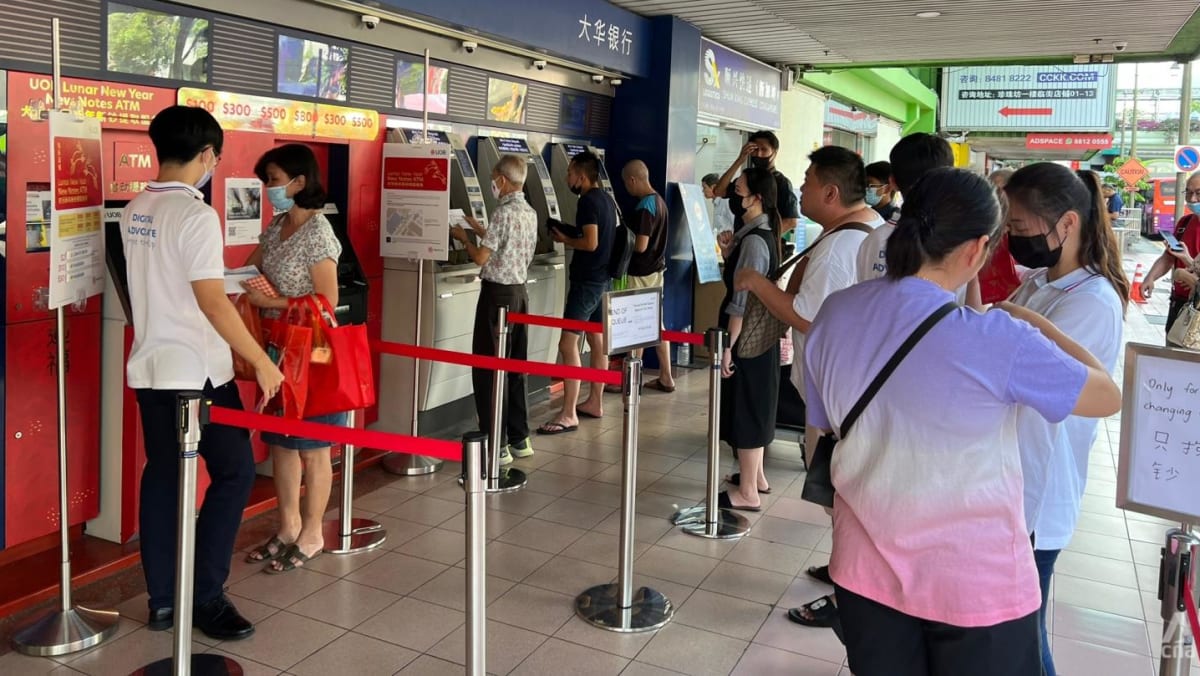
[10,73,174,131]
[383,156,449,191]
[53,136,104,212]
[1024,133,1114,150]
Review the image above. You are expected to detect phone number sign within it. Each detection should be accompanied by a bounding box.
[942,65,1115,132]
[178,88,378,141]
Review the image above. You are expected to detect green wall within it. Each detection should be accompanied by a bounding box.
[798,67,939,134]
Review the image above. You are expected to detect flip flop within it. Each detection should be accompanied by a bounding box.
[645,378,676,393]
[787,595,839,628]
[244,535,289,564]
[726,473,771,494]
[537,421,579,435]
[265,543,320,574]
[717,490,762,512]
[578,410,602,419]
[806,565,833,585]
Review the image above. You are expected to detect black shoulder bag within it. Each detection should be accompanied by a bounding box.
[800,301,958,508]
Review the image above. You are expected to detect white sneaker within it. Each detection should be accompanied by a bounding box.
[499,447,514,466]
[508,438,534,458]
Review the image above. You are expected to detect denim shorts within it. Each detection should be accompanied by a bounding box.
[563,279,609,331]
[262,411,349,451]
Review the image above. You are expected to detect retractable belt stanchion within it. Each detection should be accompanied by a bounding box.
[487,306,526,493]
[322,410,387,554]
[462,432,488,676]
[1158,524,1200,676]
[679,329,750,540]
[576,357,673,632]
[132,394,242,676]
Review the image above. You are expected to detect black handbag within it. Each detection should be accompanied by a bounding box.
[801,301,958,507]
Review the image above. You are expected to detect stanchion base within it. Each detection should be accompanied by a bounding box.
[131,653,244,675]
[11,606,120,656]
[575,583,673,633]
[681,509,752,540]
[669,505,706,526]
[382,453,443,476]
[322,517,388,554]
[487,467,527,494]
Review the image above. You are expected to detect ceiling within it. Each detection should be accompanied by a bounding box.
[608,0,1200,68]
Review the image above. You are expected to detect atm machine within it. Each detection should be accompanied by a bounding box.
[549,143,616,227]
[378,127,491,441]
[476,136,566,367]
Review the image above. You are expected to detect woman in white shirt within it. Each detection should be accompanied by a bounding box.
[1005,165,1127,676]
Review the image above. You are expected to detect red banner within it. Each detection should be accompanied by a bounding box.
[1024,133,1114,150]
[383,156,449,191]
[10,73,174,131]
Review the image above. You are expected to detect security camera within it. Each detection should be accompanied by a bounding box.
[533,60,547,71]
[609,78,622,86]
[591,74,605,84]
[1114,41,1128,52]
[360,14,380,30]
[462,40,478,54]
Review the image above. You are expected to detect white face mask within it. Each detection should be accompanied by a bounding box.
[491,178,502,200]
[195,152,214,190]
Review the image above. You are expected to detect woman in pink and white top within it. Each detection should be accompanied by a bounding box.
[803,168,1121,675]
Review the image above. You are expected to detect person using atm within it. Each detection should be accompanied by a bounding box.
[451,154,538,463]
[541,150,615,433]
[121,106,284,640]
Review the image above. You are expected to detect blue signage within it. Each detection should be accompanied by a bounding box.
[1177,146,1200,173]
[677,183,721,284]
[698,38,782,130]
[364,0,651,77]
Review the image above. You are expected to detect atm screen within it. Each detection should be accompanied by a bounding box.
[563,143,588,158]
[455,149,476,178]
[493,137,531,154]
[404,128,450,144]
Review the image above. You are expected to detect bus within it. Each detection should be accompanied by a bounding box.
[1142,178,1176,238]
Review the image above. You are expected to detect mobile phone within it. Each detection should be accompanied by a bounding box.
[1164,233,1184,252]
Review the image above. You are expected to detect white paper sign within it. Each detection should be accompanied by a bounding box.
[380,142,452,260]
[1118,345,1200,524]
[48,110,105,309]
[604,288,662,355]
[224,177,263,246]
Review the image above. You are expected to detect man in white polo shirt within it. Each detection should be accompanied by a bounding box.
[123,105,283,641]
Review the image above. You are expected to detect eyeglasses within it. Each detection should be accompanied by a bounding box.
[866,184,888,190]
[1186,189,1200,200]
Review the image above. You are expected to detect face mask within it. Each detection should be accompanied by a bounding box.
[1008,229,1063,269]
[195,152,214,190]
[1190,202,1200,217]
[741,195,757,212]
[267,178,296,211]
[569,183,583,196]
[749,155,771,170]
[864,188,882,207]
[491,178,502,200]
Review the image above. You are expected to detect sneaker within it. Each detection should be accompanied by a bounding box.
[508,438,534,458]
[499,447,514,466]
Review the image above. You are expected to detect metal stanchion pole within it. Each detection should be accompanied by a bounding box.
[488,306,525,493]
[1158,524,1200,676]
[11,16,119,657]
[576,358,673,632]
[384,257,444,477]
[463,432,488,676]
[683,329,750,540]
[323,410,387,553]
[132,394,242,676]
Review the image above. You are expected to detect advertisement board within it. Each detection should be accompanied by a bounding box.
[942,65,1116,132]
[698,38,782,130]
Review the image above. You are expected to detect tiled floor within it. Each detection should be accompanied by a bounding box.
[4,243,1199,675]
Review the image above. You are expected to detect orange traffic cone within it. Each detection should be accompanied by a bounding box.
[1131,263,1147,304]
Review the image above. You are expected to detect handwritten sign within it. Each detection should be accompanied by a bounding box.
[603,288,662,355]
[1117,343,1200,524]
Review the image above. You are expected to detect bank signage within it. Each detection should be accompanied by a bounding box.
[698,38,782,130]
[941,65,1116,132]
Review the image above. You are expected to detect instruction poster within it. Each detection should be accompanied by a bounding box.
[677,183,722,284]
[224,177,263,246]
[49,110,105,309]
[380,143,451,260]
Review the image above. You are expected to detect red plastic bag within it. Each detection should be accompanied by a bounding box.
[263,300,312,419]
[232,295,264,381]
[302,295,377,417]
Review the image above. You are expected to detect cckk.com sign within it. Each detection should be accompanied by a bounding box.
[698,38,782,130]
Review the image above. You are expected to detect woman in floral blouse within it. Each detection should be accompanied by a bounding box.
[242,143,343,573]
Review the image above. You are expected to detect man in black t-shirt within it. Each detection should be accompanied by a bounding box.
[620,159,674,392]
[540,150,614,434]
[713,130,800,235]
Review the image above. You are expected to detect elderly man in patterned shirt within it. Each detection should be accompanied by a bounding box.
[452,154,538,464]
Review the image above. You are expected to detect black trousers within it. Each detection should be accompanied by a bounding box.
[136,380,255,611]
[836,583,1044,676]
[471,281,530,445]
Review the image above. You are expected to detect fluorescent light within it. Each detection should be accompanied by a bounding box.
[915,11,942,18]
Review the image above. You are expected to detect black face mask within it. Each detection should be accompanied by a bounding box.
[569,184,583,195]
[749,156,771,170]
[1008,230,1062,269]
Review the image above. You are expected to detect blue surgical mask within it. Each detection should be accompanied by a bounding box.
[1190,202,1200,217]
[267,179,296,211]
[864,188,882,207]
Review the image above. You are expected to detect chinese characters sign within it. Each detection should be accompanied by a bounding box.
[380,143,451,261]
[576,13,633,56]
[178,88,379,142]
[12,74,173,130]
[942,65,1115,132]
[49,111,106,309]
[698,38,782,130]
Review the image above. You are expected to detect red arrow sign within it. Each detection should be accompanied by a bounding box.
[1000,107,1054,117]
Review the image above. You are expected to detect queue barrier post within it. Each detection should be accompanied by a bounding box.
[1158,524,1200,676]
[463,432,488,676]
[131,393,243,676]
[322,410,387,554]
[487,306,525,493]
[575,357,673,632]
[679,329,751,540]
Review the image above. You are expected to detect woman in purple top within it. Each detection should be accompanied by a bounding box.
[803,168,1122,676]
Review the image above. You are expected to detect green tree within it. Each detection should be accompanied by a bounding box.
[107,5,208,82]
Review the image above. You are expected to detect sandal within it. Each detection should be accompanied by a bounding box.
[726,473,771,494]
[645,378,676,393]
[537,421,578,435]
[806,565,833,585]
[717,490,762,512]
[244,535,289,564]
[787,595,839,628]
[265,543,321,574]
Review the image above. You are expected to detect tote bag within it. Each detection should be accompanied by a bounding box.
[301,295,377,417]
[263,300,313,419]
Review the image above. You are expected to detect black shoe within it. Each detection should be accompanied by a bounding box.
[147,606,173,631]
[193,595,255,641]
